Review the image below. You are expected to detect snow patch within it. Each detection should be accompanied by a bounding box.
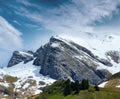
[23,83,30,89]
[34,89,42,95]
[18,51,33,57]
[116,85,120,88]
[0,82,9,87]
[51,43,60,48]
[98,81,108,88]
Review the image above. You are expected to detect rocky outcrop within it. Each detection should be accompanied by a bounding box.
[7,51,34,67]
[33,36,112,84]
[7,36,116,84]
[70,41,112,66]
[106,51,120,63]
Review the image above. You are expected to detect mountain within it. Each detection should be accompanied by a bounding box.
[7,36,120,84]
[31,80,120,99]
[1,35,120,98]
[33,36,112,85]
[7,51,34,67]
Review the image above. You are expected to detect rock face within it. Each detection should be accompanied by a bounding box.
[7,51,34,67]
[8,36,116,85]
[33,36,112,84]
[106,51,120,63]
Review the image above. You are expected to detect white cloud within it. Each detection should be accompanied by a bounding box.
[0,16,23,51]
[17,0,41,9]
[70,0,120,24]
[13,20,21,25]
[0,16,23,66]
[15,0,120,34]
[17,0,34,6]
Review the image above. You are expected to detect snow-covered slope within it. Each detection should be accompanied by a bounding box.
[1,34,120,97]
[0,60,56,96]
[58,34,120,74]
[4,60,55,84]
[60,34,120,58]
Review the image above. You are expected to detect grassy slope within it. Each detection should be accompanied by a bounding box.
[105,72,120,88]
[28,80,120,99]
[5,75,18,83]
[105,78,120,88]
[35,90,120,99]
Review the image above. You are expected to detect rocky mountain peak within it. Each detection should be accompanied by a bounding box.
[33,36,112,84]
[7,51,34,67]
[7,36,120,85]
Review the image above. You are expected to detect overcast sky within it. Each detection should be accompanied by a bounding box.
[0,0,120,66]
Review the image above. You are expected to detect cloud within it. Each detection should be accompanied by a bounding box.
[0,16,23,66]
[15,0,120,34]
[17,0,34,6]
[70,0,120,24]
[16,0,41,9]
[13,20,21,25]
[0,16,23,51]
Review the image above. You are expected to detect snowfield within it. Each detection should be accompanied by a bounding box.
[60,34,120,58]
[55,35,120,75]
[56,34,120,88]
[0,60,56,95]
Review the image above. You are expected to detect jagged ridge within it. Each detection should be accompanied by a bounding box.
[33,36,111,84]
[7,36,120,85]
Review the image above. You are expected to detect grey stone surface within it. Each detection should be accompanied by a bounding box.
[7,51,34,67]
[7,36,114,84]
[106,51,120,63]
[33,37,112,84]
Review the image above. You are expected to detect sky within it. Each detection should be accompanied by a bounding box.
[0,0,120,66]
